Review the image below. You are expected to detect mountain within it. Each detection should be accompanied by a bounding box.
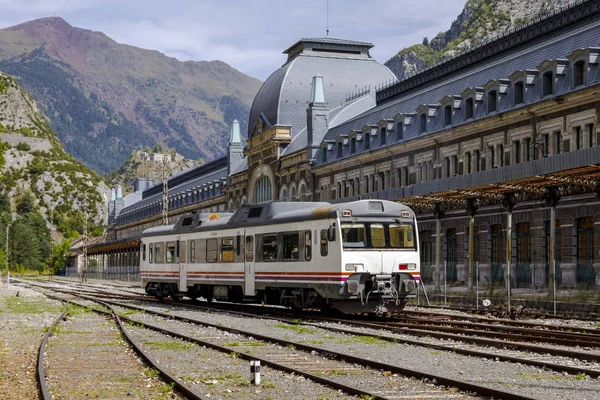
[103,148,205,195]
[0,70,108,236]
[0,17,262,175]
[386,0,563,78]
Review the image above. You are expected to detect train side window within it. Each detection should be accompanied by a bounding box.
[206,238,218,262]
[154,243,163,263]
[263,234,278,262]
[166,241,177,263]
[142,244,146,261]
[370,224,385,248]
[245,236,254,262]
[305,231,312,261]
[190,240,196,263]
[221,237,234,262]
[283,232,300,261]
[149,243,153,263]
[236,235,242,256]
[320,229,328,257]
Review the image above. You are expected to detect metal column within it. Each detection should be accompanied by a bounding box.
[433,204,444,293]
[503,193,516,313]
[466,198,478,291]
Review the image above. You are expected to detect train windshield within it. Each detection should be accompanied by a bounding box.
[341,222,415,250]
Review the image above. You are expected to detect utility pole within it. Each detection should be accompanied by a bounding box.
[162,150,174,225]
[82,206,88,283]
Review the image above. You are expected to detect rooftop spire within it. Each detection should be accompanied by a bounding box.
[310,74,326,104]
[230,119,241,144]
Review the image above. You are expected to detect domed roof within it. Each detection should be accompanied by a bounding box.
[248,38,395,138]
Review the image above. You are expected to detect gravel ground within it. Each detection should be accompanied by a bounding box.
[45,306,185,399]
[129,302,600,400]
[0,283,62,400]
[119,306,477,399]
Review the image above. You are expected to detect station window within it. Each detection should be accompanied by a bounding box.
[396,122,403,141]
[262,234,278,262]
[221,237,234,262]
[305,231,312,261]
[380,127,387,145]
[575,126,583,150]
[465,98,474,120]
[542,71,553,96]
[320,229,328,257]
[419,113,427,134]
[444,105,452,127]
[283,232,300,261]
[487,90,497,113]
[573,60,585,87]
[364,132,371,150]
[350,137,356,154]
[554,131,562,154]
[514,81,524,105]
[206,238,218,263]
[245,236,254,262]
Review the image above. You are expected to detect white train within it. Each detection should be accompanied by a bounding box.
[140,199,420,313]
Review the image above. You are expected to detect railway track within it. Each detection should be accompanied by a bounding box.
[20,279,550,400]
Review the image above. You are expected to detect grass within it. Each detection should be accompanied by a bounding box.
[275,323,316,334]
[0,296,62,314]
[118,309,142,317]
[144,340,193,351]
[224,341,265,347]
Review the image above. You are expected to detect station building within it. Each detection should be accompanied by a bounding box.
[76,0,600,291]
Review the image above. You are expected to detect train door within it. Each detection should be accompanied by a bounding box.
[244,233,255,296]
[178,238,187,292]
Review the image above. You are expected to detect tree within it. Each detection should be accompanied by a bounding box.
[53,239,71,275]
[422,37,429,47]
[16,190,36,214]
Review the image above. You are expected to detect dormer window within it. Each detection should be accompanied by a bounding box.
[542,71,553,96]
[364,132,371,150]
[573,60,585,87]
[396,122,403,141]
[465,98,474,120]
[487,90,497,113]
[444,105,452,127]
[337,142,343,158]
[350,137,356,154]
[380,127,386,145]
[322,147,327,163]
[514,81,524,105]
[419,113,427,134]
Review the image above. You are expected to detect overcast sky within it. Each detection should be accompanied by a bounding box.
[0,0,466,80]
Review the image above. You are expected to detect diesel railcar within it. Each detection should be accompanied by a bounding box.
[140,199,420,313]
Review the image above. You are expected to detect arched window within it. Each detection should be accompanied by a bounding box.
[253,176,272,203]
[419,113,427,134]
[299,183,307,201]
[444,105,452,126]
[290,185,297,201]
[280,187,288,201]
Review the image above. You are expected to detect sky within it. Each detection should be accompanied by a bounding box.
[0,0,467,80]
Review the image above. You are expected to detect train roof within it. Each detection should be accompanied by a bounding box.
[142,200,414,238]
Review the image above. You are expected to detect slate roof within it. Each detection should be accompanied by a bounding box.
[315,16,600,166]
[248,39,395,138]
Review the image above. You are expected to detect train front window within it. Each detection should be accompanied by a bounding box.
[341,222,417,250]
[370,224,385,248]
[341,223,366,248]
[390,224,415,249]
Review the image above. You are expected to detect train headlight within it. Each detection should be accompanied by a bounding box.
[345,263,363,272]
[398,263,416,270]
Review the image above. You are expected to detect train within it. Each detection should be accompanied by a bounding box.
[140,199,420,313]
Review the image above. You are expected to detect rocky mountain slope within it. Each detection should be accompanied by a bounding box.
[103,149,205,195]
[0,71,107,233]
[0,17,262,175]
[386,0,563,78]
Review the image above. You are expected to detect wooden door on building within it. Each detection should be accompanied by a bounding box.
[516,223,532,288]
[491,224,505,285]
[446,229,457,282]
[577,217,595,286]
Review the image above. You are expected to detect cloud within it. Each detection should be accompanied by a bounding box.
[0,0,466,79]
